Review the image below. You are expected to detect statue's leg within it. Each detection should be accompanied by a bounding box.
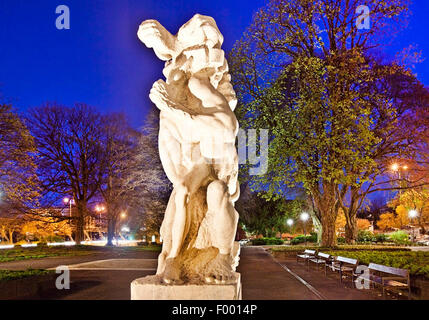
[206,180,238,254]
[167,163,211,260]
[167,183,188,259]
[156,189,176,276]
[204,180,239,283]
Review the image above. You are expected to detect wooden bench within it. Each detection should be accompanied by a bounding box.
[296,249,316,266]
[308,252,332,271]
[361,263,411,299]
[327,256,359,284]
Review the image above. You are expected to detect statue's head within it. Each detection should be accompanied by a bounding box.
[162,14,228,88]
[176,14,224,50]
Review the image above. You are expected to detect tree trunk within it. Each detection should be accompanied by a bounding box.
[344,189,360,244]
[106,217,116,246]
[311,215,322,244]
[418,217,426,236]
[74,201,86,245]
[68,232,74,242]
[345,214,358,244]
[75,215,84,245]
[312,183,338,247]
[320,212,336,247]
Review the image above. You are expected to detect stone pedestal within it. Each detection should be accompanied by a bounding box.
[131,273,242,300]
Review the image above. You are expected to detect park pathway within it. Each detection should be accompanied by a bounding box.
[237,247,321,300]
[2,246,383,299]
[238,246,382,300]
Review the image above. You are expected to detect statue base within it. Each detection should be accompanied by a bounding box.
[131,273,242,300]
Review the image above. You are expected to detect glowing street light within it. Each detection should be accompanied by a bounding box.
[408,209,419,243]
[120,212,127,219]
[300,212,309,222]
[391,163,399,172]
[95,204,106,221]
[286,219,294,227]
[408,209,418,219]
[390,162,408,195]
[300,212,310,246]
[63,197,74,217]
[95,205,106,213]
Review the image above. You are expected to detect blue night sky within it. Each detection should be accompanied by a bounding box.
[0,0,428,128]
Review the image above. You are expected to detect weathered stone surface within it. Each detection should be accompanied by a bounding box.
[131,273,242,300]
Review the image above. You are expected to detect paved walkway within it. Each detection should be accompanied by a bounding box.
[271,253,386,300]
[1,246,389,300]
[238,247,383,300]
[237,247,319,300]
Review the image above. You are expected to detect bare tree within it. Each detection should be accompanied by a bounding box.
[98,108,172,245]
[98,113,145,246]
[27,103,104,244]
[135,108,172,235]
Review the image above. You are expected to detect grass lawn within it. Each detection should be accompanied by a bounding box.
[324,250,429,279]
[270,245,429,279]
[270,244,412,252]
[0,244,162,263]
[0,269,53,282]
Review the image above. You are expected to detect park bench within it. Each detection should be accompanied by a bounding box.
[361,263,411,299]
[308,252,332,271]
[296,249,316,266]
[327,256,359,285]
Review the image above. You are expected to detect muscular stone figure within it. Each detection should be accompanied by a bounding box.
[138,14,240,284]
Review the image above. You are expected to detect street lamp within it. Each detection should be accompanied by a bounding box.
[300,212,310,245]
[408,209,419,243]
[63,197,74,217]
[390,163,408,195]
[95,204,106,221]
[391,163,399,172]
[286,219,294,227]
[120,212,127,219]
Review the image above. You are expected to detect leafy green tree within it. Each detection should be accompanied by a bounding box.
[229,0,412,246]
[236,185,304,237]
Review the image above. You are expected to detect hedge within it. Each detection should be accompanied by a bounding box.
[250,237,284,245]
[290,233,317,245]
[270,245,411,253]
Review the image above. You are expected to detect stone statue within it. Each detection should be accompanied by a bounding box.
[137,14,241,285]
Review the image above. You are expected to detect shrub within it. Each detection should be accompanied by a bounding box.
[337,237,346,244]
[250,237,284,245]
[323,250,429,279]
[290,233,317,245]
[389,231,410,245]
[357,230,376,243]
[45,235,65,243]
[374,233,389,243]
